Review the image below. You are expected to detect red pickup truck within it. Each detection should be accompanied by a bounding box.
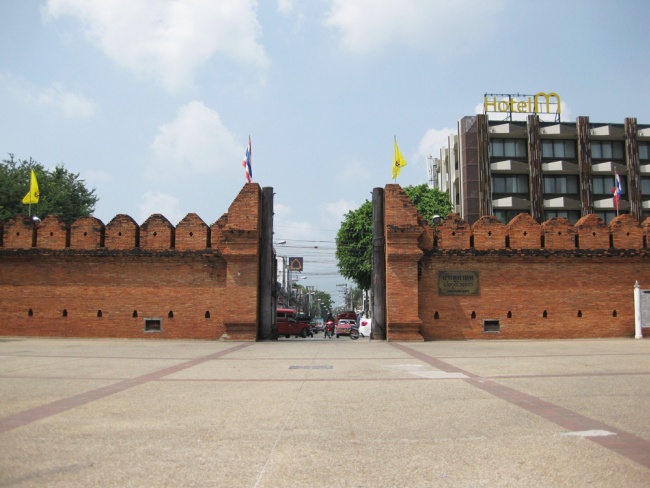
[276,308,311,338]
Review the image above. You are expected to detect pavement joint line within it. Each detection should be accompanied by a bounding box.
[0,343,251,434]
[252,366,308,488]
[392,342,650,471]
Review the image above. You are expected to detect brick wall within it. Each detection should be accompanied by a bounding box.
[0,184,262,341]
[384,185,650,340]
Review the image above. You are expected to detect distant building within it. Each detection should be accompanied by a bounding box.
[438,112,650,225]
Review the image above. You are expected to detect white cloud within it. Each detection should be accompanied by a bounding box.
[325,0,505,54]
[43,0,269,91]
[326,199,358,222]
[148,100,241,179]
[37,83,96,118]
[273,203,319,241]
[0,73,96,118]
[416,128,456,163]
[138,191,183,224]
[277,0,295,14]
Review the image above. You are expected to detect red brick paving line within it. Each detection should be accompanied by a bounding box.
[392,343,650,470]
[0,343,251,435]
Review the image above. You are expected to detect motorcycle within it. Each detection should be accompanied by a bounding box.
[349,323,361,340]
[324,320,335,339]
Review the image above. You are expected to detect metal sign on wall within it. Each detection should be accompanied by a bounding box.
[438,271,479,296]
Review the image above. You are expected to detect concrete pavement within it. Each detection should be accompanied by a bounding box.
[1,336,649,487]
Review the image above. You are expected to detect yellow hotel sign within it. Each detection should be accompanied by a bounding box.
[484,92,561,116]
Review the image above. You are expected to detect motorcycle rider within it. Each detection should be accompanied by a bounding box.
[325,312,335,339]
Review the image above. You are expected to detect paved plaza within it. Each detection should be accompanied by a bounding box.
[1,336,649,487]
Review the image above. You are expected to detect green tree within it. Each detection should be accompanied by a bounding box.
[336,200,373,290]
[336,184,452,289]
[0,154,98,224]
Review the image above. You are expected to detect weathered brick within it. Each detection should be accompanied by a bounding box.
[175,213,209,250]
[37,215,68,249]
[472,216,507,250]
[437,212,471,250]
[0,184,263,341]
[611,214,643,249]
[506,213,541,249]
[140,214,174,250]
[389,185,650,341]
[70,216,105,249]
[3,215,35,249]
[105,214,139,250]
[575,214,609,249]
[542,217,576,250]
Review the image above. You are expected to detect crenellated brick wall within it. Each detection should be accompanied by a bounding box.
[0,184,262,341]
[384,184,650,341]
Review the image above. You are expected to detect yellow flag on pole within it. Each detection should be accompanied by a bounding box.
[22,170,40,204]
[392,137,407,180]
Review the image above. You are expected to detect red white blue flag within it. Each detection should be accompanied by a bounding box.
[611,171,622,214]
[242,136,252,183]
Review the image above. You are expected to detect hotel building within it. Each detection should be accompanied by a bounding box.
[437,93,650,225]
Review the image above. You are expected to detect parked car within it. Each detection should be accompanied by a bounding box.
[336,311,357,338]
[276,308,311,338]
[358,315,372,337]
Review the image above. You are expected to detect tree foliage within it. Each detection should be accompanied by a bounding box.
[335,200,373,290]
[335,184,452,290]
[0,154,98,224]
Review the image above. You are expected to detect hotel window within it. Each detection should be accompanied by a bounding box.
[593,175,625,197]
[543,175,579,194]
[595,211,621,224]
[492,174,529,194]
[495,210,529,224]
[639,142,650,161]
[641,177,650,196]
[591,141,624,160]
[490,138,527,158]
[541,140,576,159]
[545,210,581,223]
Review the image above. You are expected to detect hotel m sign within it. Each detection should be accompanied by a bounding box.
[484,92,561,121]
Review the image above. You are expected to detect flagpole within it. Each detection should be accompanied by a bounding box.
[27,169,32,217]
[393,135,397,183]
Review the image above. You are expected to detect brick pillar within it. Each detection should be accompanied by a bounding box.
[219,184,262,341]
[384,185,424,341]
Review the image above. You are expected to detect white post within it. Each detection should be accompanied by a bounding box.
[634,281,643,339]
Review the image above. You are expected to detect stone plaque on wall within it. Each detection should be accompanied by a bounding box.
[438,271,479,296]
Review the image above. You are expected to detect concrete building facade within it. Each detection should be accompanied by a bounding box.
[438,112,650,226]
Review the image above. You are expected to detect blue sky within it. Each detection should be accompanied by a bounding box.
[1,0,650,296]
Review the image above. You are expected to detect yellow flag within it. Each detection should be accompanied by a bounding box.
[22,170,40,204]
[392,137,407,179]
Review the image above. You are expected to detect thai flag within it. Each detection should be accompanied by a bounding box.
[242,136,252,183]
[611,171,622,212]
